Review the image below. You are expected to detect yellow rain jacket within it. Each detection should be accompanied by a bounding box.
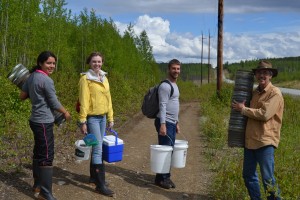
[78,69,113,123]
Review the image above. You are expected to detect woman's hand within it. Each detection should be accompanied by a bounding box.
[64,111,71,121]
[19,91,28,100]
[107,121,114,129]
[80,123,87,135]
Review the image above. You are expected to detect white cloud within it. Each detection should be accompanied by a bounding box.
[65,1,300,66]
[66,0,300,15]
[115,15,300,67]
[116,15,213,64]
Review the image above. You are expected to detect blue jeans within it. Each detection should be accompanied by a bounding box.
[243,146,281,200]
[87,115,106,164]
[154,118,176,180]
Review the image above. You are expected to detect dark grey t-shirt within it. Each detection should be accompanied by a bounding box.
[157,81,180,124]
[22,71,62,123]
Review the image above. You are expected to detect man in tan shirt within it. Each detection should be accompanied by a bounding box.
[232,60,284,200]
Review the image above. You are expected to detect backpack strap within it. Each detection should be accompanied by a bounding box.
[160,79,174,97]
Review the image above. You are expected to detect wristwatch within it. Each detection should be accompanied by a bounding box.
[77,121,87,127]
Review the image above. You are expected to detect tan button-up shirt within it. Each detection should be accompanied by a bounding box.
[241,82,284,149]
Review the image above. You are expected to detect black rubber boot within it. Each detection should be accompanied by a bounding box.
[37,166,56,200]
[93,164,114,197]
[32,159,40,193]
[89,159,109,186]
[89,159,96,185]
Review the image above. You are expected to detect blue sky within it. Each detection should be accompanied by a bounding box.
[64,0,300,67]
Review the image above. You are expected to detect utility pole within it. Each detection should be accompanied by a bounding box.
[201,32,205,85]
[217,0,224,97]
[208,30,212,83]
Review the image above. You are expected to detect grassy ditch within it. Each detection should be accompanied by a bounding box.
[198,83,300,200]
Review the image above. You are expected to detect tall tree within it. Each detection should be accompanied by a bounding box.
[136,30,155,63]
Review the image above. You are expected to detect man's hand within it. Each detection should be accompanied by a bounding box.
[232,100,246,112]
[176,123,180,134]
[159,123,167,136]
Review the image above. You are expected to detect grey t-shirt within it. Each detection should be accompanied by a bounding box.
[22,71,62,123]
[157,81,180,124]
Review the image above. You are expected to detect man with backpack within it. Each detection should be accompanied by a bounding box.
[154,59,181,189]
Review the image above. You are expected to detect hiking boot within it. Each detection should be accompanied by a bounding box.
[155,179,171,189]
[167,178,176,188]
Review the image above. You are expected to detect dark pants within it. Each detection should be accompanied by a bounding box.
[30,121,54,166]
[154,118,176,180]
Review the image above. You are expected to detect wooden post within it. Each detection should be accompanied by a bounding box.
[208,30,211,83]
[201,32,205,85]
[217,0,224,97]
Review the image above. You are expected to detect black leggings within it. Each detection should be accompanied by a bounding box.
[30,121,54,166]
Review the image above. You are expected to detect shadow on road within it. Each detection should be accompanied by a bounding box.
[0,169,34,199]
[106,164,214,200]
[0,159,214,200]
[0,164,97,199]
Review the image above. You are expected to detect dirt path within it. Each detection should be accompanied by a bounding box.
[0,102,214,200]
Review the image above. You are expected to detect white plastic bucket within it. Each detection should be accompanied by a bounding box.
[174,140,188,145]
[171,140,189,168]
[74,140,91,161]
[150,145,173,173]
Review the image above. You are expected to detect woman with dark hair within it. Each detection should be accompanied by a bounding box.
[78,52,115,197]
[20,51,71,200]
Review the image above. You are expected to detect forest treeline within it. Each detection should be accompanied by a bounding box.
[224,57,300,83]
[0,0,162,170]
[0,0,204,170]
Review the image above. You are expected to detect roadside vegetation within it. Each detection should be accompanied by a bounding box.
[198,83,300,200]
[0,1,299,199]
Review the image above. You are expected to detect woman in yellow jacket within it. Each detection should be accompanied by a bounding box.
[78,52,114,197]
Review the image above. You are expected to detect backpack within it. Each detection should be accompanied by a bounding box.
[141,80,174,119]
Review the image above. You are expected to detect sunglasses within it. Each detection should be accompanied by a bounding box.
[255,70,272,76]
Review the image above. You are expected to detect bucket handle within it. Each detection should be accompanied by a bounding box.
[166,135,174,146]
[166,132,188,146]
[105,128,119,145]
[179,132,188,142]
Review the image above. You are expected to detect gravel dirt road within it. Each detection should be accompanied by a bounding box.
[0,102,214,200]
